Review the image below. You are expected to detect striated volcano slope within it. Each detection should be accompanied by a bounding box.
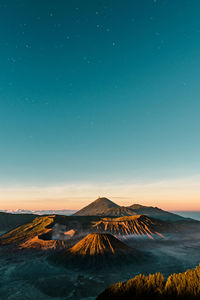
[92,215,166,239]
[70,233,131,256]
[49,233,140,270]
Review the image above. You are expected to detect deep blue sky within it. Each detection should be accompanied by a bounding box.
[0,0,200,188]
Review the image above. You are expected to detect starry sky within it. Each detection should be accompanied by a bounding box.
[0,0,200,210]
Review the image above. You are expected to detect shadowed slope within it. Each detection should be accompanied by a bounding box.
[0,212,36,232]
[73,197,119,216]
[128,204,184,221]
[74,197,135,217]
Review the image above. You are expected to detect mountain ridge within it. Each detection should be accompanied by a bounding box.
[74,197,185,221]
[0,209,77,216]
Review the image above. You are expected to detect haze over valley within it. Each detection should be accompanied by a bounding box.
[1,198,200,299]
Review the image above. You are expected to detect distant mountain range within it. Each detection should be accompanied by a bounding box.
[74,197,185,221]
[0,198,187,222]
[0,209,77,215]
[0,197,196,244]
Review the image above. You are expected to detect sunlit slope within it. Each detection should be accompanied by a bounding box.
[0,213,196,249]
[0,215,55,245]
[70,233,131,256]
[92,215,166,239]
[49,232,143,270]
[0,215,98,246]
[19,234,67,250]
[0,215,103,248]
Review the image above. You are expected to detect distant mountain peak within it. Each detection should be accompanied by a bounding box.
[93,197,119,206]
[73,197,120,216]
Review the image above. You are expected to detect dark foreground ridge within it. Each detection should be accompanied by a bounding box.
[0,212,36,232]
[97,264,200,300]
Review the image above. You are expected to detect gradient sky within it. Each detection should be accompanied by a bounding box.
[0,0,200,210]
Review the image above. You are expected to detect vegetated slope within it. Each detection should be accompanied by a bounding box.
[0,215,55,245]
[0,212,36,232]
[70,233,131,256]
[128,204,184,221]
[92,215,166,239]
[96,264,200,300]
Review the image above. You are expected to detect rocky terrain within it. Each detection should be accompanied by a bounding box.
[92,215,166,239]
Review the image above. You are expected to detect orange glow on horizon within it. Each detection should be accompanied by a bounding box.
[1,196,200,211]
[0,176,200,211]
